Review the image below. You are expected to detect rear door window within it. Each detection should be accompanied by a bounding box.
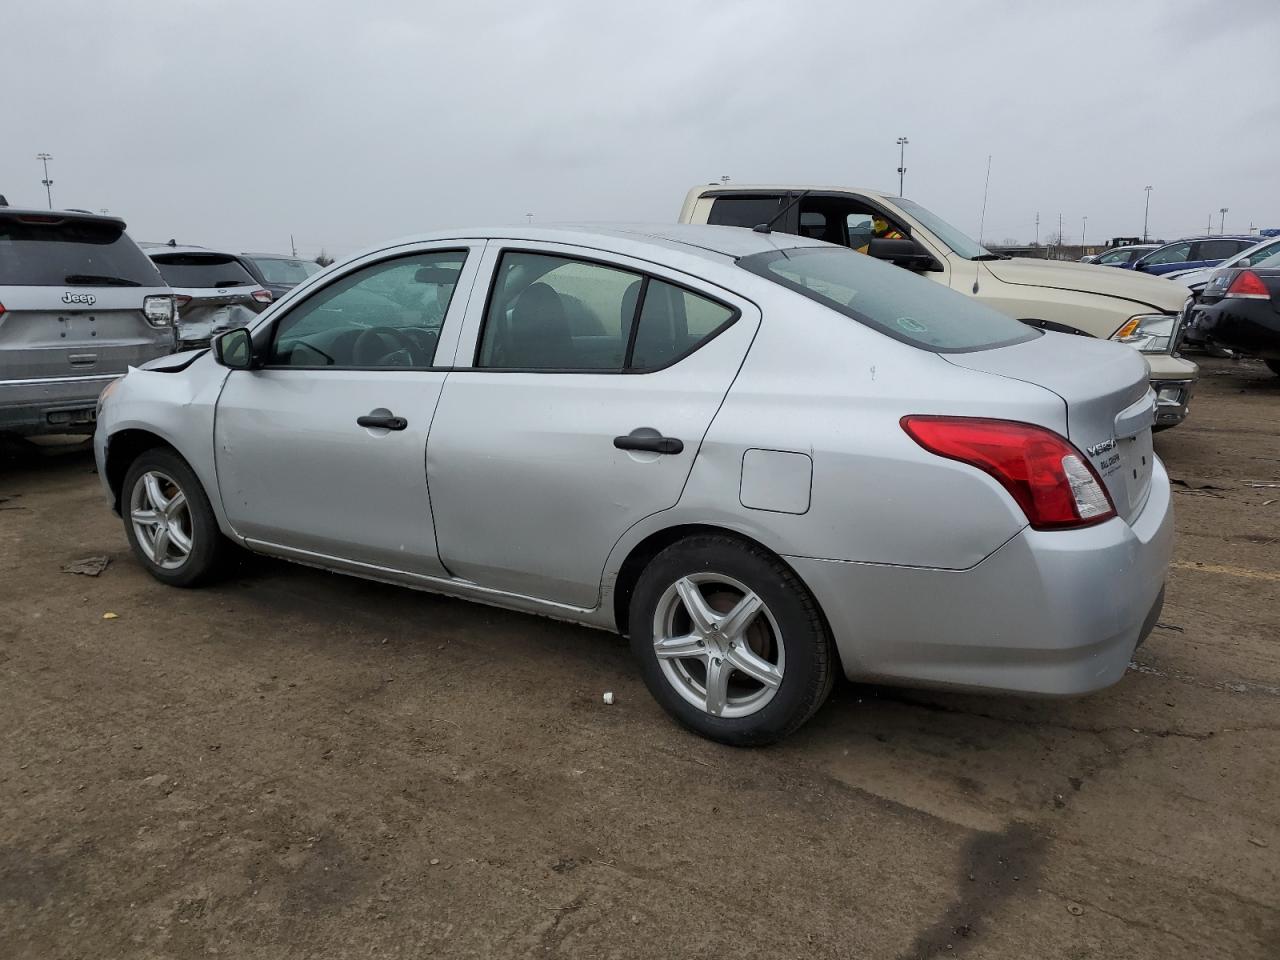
[477,253,641,370]
[150,254,258,288]
[0,214,163,286]
[738,246,1036,353]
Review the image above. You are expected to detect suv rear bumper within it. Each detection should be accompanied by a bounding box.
[0,374,117,435]
[788,456,1174,696]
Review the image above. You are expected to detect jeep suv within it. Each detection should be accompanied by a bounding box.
[1,209,175,437]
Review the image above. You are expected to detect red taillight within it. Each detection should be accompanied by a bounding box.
[173,295,192,308]
[0,301,5,317]
[251,288,273,304]
[901,416,1116,530]
[1225,270,1270,299]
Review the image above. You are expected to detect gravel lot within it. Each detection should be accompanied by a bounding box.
[2,356,1277,959]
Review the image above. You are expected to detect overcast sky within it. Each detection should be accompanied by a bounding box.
[5,0,1277,258]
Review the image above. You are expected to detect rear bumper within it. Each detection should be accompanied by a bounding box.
[1193,302,1280,361]
[789,457,1174,696]
[0,374,117,436]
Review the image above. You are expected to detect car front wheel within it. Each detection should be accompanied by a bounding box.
[122,448,228,587]
[630,534,836,746]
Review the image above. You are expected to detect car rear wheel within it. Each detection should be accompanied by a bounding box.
[629,534,835,746]
[122,448,228,587]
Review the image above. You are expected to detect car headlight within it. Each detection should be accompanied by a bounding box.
[1111,313,1176,354]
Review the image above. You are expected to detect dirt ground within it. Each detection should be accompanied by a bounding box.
[2,356,1277,959]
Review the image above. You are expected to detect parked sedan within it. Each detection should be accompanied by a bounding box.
[143,244,273,349]
[95,225,1172,744]
[240,252,323,301]
[1185,250,1280,375]
[1130,236,1257,276]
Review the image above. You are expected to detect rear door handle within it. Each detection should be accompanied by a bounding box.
[614,434,683,455]
[357,412,408,431]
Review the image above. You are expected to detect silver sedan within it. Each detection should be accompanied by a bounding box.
[94,225,1173,744]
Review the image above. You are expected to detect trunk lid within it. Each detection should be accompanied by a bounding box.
[0,285,173,381]
[170,287,262,345]
[944,332,1156,523]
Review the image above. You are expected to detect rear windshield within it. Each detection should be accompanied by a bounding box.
[738,246,1038,353]
[0,215,164,287]
[248,256,321,285]
[151,254,257,288]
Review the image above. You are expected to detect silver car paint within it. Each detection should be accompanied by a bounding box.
[96,224,1173,696]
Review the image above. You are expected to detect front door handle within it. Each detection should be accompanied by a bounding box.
[614,434,683,455]
[357,411,408,431]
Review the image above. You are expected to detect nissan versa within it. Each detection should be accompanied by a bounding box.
[94,225,1172,745]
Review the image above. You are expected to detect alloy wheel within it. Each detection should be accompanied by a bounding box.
[129,470,194,570]
[651,572,785,718]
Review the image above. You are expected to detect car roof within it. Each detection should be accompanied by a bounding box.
[1168,235,1258,243]
[353,223,830,264]
[687,183,894,202]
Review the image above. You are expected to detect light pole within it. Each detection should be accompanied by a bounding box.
[37,153,54,209]
[896,137,908,196]
[1143,185,1152,242]
[1081,215,1087,253]
[1219,208,1228,234]
[525,212,533,225]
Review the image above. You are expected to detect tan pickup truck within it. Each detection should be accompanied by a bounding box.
[679,185,1198,427]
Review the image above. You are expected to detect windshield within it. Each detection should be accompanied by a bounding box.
[150,253,257,288]
[1230,238,1280,268]
[738,246,1038,353]
[893,198,993,260]
[1254,249,1280,270]
[0,214,164,286]
[250,256,321,285]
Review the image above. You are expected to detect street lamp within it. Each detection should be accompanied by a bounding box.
[896,137,909,196]
[1081,215,1087,253]
[1142,185,1152,242]
[37,153,54,209]
[1219,207,1228,234]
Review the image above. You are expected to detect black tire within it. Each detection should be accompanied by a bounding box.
[629,534,836,746]
[121,447,229,587]
[1266,360,1280,377]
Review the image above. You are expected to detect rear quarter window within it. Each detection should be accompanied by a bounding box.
[738,246,1038,353]
[0,215,163,286]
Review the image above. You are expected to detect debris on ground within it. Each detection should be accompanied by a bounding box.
[63,556,110,577]
[602,691,615,705]
[1171,477,1226,490]
[102,612,119,620]
[1067,904,1084,916]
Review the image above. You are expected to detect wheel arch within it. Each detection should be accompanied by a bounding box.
[609,523,838,667]
[104,428,175,512]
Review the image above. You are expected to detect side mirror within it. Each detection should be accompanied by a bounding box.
[867,237,943,272]
[212,327,256,369]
